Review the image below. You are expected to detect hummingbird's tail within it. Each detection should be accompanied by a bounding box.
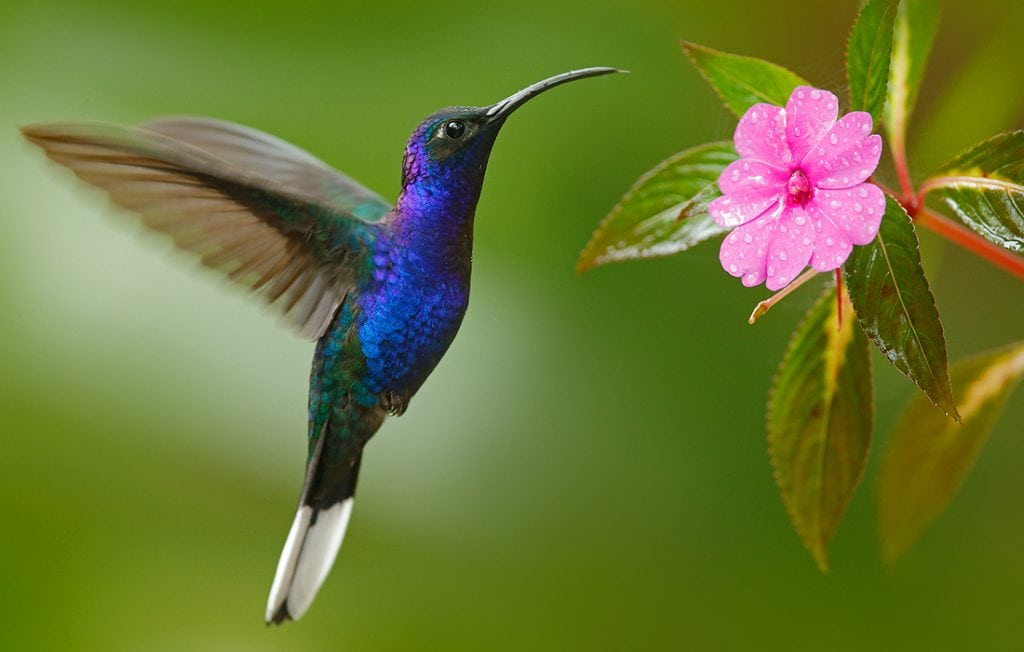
[265,427,363,625]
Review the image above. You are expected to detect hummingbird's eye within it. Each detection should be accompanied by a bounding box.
[444,120,466,139]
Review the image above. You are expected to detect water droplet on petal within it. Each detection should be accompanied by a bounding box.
[811,89,821,99]
[731,169,741,182]
[854,202,863,212]
[743,233,753,244]
[729,264,738,273]
[829,133,839,145]
[795,214,807,226]
[826,237,834,246]
[779,250,788,261]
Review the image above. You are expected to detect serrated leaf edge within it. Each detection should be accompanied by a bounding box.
[849,196,961,421]
[576,141,733,273]
[932,129,1024,176]
[766,286,873,572]
[680,40,808,118]
[846,0,899,121]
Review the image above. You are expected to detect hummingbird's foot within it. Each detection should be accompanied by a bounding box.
[380,390,410,416]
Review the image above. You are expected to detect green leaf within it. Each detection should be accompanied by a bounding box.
[923,131,1024,253]
[844,195,959,419]
[883,0,941,150]
[681,40,809,118]
[577,142,737,272]
[847,0,900,123]
[878,342,1024,564]
[768,286,873,572]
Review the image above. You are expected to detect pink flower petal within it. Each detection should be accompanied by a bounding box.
[717,158,789,196]
[806,202,853,271]
[710,159,788,227]
[785,86,839,163]
[800,112,882,189]
[810,182,886,245]
[765,205,814,291]
[734,103,793,168]
[719,210,780,287]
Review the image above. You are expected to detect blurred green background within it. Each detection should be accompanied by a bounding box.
[3,0,1024,649]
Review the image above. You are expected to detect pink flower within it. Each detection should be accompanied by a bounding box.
[709,86,885,291]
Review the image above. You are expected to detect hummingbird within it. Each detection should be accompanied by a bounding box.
[21,67,622,624]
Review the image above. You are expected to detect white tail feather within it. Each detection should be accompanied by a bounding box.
[265,498,355,622]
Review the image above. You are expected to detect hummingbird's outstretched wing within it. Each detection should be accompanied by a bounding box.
[21,119,392,340]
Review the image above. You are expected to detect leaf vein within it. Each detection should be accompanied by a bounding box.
[872,225,939,387]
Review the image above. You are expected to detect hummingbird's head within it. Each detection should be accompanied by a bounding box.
[400,67,623,192]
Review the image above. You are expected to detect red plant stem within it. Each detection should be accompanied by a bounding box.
[890,130,917,208]
[915,208,1024,280]
[872,178,897,198]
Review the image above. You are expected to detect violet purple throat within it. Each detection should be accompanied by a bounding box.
[21,67,623,624]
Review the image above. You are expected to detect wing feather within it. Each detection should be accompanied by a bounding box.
[140,116,391,218]
[22,120,392,340]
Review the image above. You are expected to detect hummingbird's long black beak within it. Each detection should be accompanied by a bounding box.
[485,67,625,121]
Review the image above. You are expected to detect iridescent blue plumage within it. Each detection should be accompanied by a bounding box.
[354,109,495,400]
[21,67,622,625]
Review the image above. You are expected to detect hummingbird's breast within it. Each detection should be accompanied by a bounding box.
[354,234,471,400]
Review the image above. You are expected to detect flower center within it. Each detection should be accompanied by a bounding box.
[785,169,812,206]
